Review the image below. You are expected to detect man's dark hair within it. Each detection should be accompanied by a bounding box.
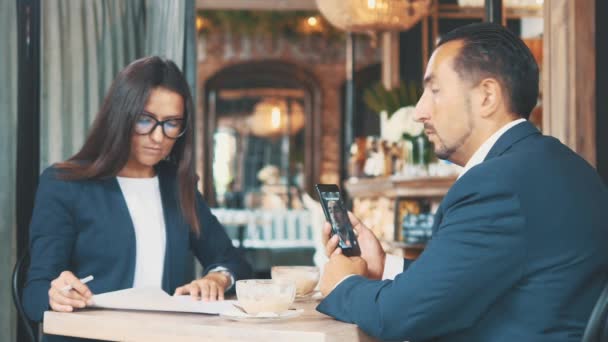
[437,23,539,119]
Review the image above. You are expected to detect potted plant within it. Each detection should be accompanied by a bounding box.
[363,81,433,167]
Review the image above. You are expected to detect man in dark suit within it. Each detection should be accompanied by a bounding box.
[317,23,608,341]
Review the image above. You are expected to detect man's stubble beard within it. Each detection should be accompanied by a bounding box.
[432,95,474,161]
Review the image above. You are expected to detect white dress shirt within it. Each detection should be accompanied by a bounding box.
[117,176,167,288]
[380,118,527,280]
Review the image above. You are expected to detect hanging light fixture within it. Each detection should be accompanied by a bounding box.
[248,98,306,138]
[316,0,433,34]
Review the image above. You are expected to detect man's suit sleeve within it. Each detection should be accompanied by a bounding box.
[189,191,252,282]
[317,180,526,341]
[23,168,78,322]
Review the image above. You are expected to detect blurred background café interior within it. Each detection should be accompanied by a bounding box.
[1,0,606,340]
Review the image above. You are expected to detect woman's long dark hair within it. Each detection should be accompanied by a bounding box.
[55,56,200,234]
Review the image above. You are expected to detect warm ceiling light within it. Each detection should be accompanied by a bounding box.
[248,98,306,138]
[307,16,319,27]
[196,16,203,31]
[316,0,432,33]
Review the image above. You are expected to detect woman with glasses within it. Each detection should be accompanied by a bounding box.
[22,57,252,329]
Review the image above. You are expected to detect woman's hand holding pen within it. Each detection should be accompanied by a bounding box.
[49,271,93,312]
[174,272,231,301]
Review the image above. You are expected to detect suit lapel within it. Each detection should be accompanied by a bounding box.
[107,177,137,288]
[157,165,179,293]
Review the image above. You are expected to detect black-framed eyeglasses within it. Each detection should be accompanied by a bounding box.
[134,112,186,139]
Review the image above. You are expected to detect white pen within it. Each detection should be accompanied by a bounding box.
[61,275,94,292]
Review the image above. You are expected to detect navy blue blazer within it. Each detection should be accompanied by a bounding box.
[317,121,608,341]
[23,161,252,329]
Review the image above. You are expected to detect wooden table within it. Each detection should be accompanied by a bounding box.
[43,300,376,341]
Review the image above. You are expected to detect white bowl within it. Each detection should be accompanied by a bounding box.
[271,266,320,297]
[236,279,295,314]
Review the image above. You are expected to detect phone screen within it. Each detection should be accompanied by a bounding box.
[315,184,361,256]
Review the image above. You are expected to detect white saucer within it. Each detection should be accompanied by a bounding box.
[295,290,323,302]
[220,308,304,322]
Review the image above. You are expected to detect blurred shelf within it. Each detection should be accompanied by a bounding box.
[345,175,457,199]
[438,4,543,19]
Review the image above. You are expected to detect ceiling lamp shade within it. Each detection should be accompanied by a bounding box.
[315,0,433,33]
[248,98,306,138]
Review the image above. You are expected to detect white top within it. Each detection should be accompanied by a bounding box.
[117,176,166,288]
[380,119,528,280]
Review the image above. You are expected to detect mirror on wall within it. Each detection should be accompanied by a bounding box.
[202,61,321,209]
[211,91,306,209]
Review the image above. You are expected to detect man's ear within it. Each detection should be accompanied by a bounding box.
[476,78,502,119]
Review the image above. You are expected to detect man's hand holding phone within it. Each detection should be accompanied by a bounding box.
[315,183,387,296]
[322,211,386,280]
[319,253,367,296]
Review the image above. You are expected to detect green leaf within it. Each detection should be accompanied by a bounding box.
[363,84,384,113]
[398,81,409,105]
[409,82,420,104]
[362,80,422,116]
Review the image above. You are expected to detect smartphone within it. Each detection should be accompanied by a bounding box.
[314,184,361,257]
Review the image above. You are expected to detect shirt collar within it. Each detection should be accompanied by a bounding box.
[458,118,526,179]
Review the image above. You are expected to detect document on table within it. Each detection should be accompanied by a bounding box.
[90,287,236,315]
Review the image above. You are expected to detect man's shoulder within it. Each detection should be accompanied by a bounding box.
[454,133,567,190]
[451,159,518,193]
[444,133,605,207]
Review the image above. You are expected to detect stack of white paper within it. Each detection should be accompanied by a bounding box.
[91,287,237,315]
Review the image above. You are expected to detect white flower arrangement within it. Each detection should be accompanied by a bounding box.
[380,106,424,142]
